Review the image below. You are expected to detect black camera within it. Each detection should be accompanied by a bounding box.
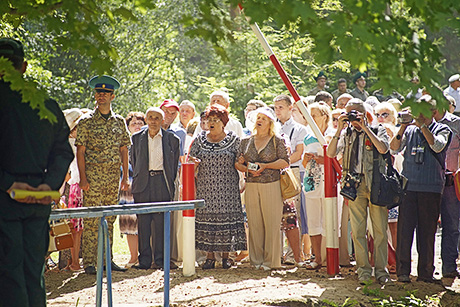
[414,146,425,164]
[345,110,360,122]
[397,110,413,125]
[340,173,361,201]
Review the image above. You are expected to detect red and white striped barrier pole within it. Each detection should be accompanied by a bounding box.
[182,163,196,276]
[239,5,341,274]
[324,144,340,275]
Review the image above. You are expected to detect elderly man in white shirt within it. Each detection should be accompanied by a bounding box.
[444,74,460,115]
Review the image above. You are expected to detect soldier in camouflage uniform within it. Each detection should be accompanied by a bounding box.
[76,75,131,274]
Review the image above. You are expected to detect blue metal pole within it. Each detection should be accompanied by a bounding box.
[163,211,171,307]
[96,217,104,307]
[103,218,113,307]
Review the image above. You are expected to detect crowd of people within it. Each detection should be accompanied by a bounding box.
[2,37,460,306]
[55,70,460,286]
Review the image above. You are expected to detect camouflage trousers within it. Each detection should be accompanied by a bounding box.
[82,164,120,267]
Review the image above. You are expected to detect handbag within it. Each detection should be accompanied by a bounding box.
[48,220,74,252]
[370,149,407,209]
[271,136,301,200]
[280,167,302,200]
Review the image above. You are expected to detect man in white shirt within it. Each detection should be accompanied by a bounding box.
[444,74,460,115]
[274,94,308,264]
[194,90,244,138]
[131,107,180,270]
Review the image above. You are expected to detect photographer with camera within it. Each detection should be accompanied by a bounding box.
[390,95,452,284]
[327,98,392,285]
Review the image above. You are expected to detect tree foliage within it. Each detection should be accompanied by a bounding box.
[1,0,460,120]
[184,0,460,115]
[2,0,345,120]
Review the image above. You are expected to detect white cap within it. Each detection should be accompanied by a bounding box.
[256,107,276,121]
[179,100,195,111]
[449,74,460,83]
[145,107,165,119]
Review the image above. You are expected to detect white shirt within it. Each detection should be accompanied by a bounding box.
[444,85,460,112]
[68,138,80,185]
[148,129,163,171]
[280,117,308,167]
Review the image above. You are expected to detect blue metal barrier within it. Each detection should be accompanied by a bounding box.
[49,200,205,307]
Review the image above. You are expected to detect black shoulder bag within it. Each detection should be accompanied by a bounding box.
[370,149,407,209]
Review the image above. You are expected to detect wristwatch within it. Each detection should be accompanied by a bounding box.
[396,134,401,140]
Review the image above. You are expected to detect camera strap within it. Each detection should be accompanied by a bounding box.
[349,130,364,174]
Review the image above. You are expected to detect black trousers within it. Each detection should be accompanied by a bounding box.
[133,174,170,267]
[0,203,50,307]
[396,191,441,279]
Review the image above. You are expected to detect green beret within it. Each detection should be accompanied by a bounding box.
[314,71,327,81]
[352,72,366,84]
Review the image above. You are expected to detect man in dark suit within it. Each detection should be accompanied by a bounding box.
[131,107,180,270]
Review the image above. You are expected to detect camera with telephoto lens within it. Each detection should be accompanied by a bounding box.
[247,162,260,171]
[345,110,360,122]
[340,173,361,201]
[397,110,413,125]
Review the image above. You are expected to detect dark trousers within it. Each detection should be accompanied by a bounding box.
[396,191,441,279]
[133,173,170,268]
[441,184,460,274]
[0,208,50,307]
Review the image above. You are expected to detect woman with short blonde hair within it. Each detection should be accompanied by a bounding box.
[235,107,290,270]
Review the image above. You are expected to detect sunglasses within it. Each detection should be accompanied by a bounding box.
[375,112,389,118]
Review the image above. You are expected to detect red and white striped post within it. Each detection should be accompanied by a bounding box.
[323,144,340,275]
[182,163,196,276]
[239,4,341,274]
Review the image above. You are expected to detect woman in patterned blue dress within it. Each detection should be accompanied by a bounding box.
[188,104,247,269]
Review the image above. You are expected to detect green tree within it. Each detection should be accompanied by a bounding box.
[1,0,154,121]
[185,0,460,114]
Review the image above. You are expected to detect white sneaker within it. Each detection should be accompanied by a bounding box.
[260,265,271,271]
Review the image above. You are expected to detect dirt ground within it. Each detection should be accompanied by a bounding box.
[45,232,460,307]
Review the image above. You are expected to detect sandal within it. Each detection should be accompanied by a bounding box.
[387,264,397,274]
[235,251,249,262]
[202,258,216,270]
[305,261,322,270]
[125,261,139,269]
[69,265,83,272]
[222,258,234,269]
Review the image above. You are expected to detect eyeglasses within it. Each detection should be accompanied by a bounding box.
[206,118,221,123]
[332,117,339,122]
[375,112,389,118]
